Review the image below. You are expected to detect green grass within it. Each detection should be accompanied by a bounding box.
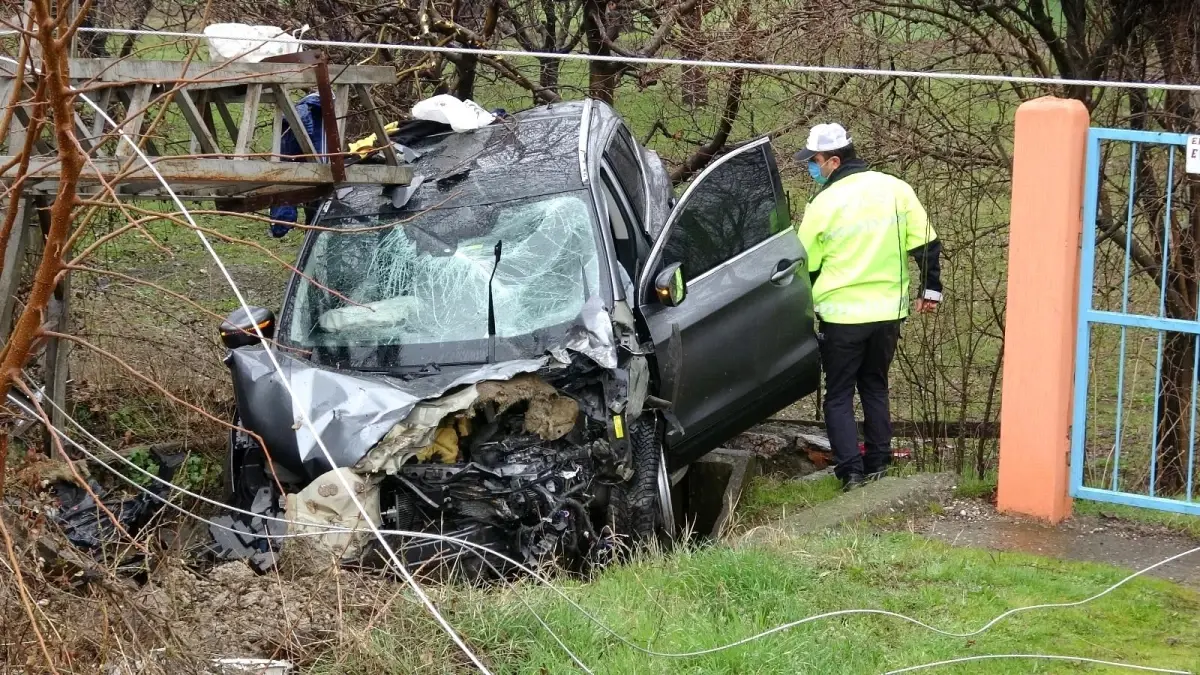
[1074,500,1200,540]
[735,474,844,525]
[954,473,998,500]
[317,532,1200,674]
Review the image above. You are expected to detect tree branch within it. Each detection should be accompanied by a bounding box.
[670,69,746,184]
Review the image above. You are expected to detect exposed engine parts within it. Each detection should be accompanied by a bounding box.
[375,371,635,573]
[213,363,660,577]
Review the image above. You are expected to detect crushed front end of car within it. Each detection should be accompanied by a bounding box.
[217,321,656,575]
[221,315,657,569]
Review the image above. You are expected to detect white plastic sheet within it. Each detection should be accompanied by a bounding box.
[204,23,310,63]
[412,94,496,132]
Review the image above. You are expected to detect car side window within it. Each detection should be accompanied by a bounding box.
[660,145,780,281]
[604,127,647,226]
[600,167,643,283]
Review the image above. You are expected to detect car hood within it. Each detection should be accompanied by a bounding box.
[230,348,553,475]
[230,297,619,479]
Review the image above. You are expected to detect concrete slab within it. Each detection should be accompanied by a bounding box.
[737,472,956,547]
[673,448,758,538]
[915,501,1200,588]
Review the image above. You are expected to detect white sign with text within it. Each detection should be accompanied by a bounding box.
[1188,135,1200,174]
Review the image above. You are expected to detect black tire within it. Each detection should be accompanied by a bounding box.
[611,415,674,544]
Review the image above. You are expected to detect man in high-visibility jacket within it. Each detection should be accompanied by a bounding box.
[794,123,943,491]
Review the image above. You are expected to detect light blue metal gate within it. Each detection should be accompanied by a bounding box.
[1071,127,1200,516]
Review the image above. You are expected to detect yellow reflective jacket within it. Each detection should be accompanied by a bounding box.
[797,165,938,324]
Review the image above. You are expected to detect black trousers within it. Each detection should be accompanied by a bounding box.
[818,319,902,480]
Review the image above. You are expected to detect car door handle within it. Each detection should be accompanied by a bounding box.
[770,258,804,284]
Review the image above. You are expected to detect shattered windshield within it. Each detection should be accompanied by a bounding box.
[285,191,602,365]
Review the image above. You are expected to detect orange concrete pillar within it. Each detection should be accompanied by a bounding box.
[996,97,1089,523]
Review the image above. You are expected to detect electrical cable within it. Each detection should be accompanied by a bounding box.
[882,654,1191,674]
[20,26,1198,94]
[11,393,596,673]
[5,23,1200,92]
[0,51,493,675]
[18,384,1200,666]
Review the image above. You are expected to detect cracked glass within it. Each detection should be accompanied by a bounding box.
[286,191,602,360]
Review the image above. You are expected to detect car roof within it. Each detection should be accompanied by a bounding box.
[329,101,626,217]
[410,103,586,197]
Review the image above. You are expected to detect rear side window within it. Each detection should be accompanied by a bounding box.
[604,127,647,225]
[661,145,780,281]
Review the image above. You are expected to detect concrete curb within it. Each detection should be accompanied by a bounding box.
[736,472,957,547]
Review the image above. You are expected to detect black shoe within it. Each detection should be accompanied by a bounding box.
[842,473,866,492]
[865,469,888,482]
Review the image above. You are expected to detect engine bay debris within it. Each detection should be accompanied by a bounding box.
[215,348,654,574]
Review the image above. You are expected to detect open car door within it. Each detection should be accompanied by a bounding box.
[639,138,820,469]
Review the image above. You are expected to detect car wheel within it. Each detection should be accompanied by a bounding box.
[613,415,675,544]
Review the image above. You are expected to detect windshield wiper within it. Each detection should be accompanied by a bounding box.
[487,239,502,363]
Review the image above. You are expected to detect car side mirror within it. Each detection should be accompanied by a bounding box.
[654,263,687,307]
[220,306,276,349]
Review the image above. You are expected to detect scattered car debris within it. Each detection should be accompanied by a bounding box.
[41,447,183,574]
[205,486,286,573]
[54,479,164,552]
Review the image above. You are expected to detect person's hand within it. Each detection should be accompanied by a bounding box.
[914,298,939,314]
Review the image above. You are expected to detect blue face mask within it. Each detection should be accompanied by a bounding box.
[808,160,828,185]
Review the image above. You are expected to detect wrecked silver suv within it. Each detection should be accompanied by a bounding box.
[214,101,820,573]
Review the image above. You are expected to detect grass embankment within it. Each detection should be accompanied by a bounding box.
[319,530,1200,674]
[312,477,1200,674]
[734,473,844,526]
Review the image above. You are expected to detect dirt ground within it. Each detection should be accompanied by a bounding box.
[908,498,1200,588]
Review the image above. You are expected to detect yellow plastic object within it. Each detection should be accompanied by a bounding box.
[348,121,399,157]
[415,425,459,464]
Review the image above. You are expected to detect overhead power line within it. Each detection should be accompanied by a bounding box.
[51,26,1200,94]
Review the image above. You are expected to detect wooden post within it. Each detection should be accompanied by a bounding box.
[89,87,113,151]
[0,198,34,344]
[21,200,71,453]
[271,102,284,161]
[333,84,350,149]
[271,84,319,159]
[116,84,154,157]
[235,84,262,156]
[175,89,222,156]
[354,84,399,165]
